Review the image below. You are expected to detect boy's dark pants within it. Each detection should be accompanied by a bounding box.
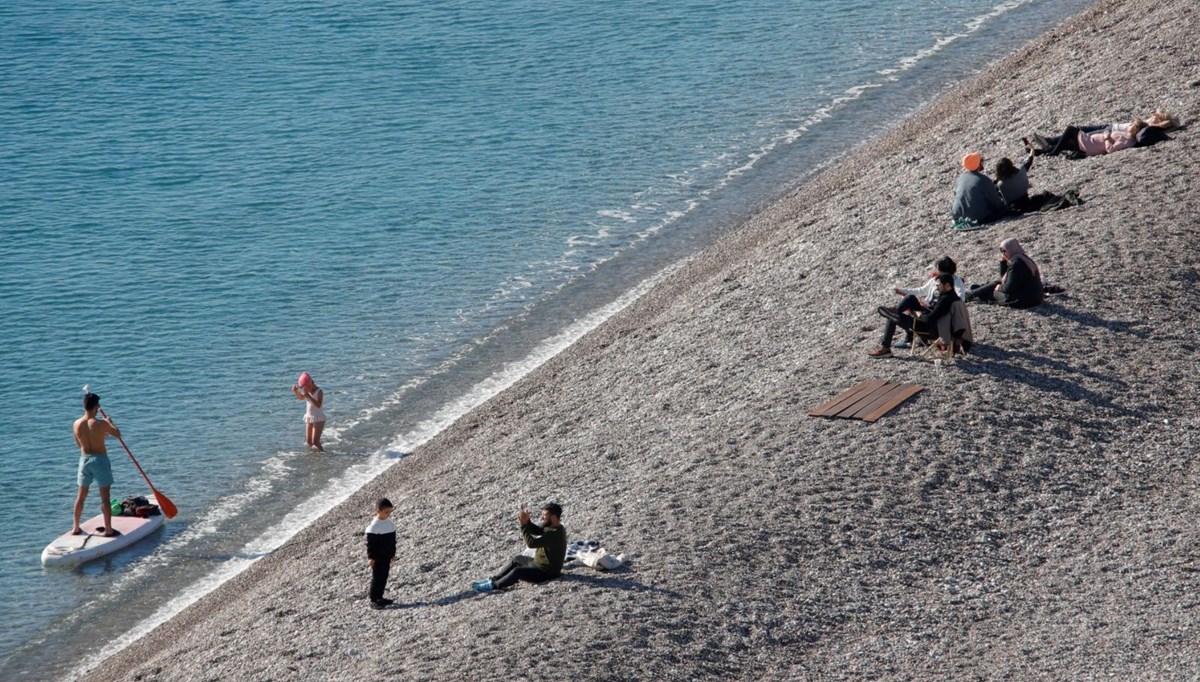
[370,558,392,602]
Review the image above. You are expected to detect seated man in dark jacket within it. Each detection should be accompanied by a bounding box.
[952,152,1010,224]
[965,237,1044,309]
[869,273,959,358]
[472,502,567,592]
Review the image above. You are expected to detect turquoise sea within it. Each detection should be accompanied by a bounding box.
[0,1,1088,678]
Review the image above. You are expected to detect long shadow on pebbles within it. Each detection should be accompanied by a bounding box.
[557,572,682,598]
[388,572,679,610]
[959,346,1141,418]
[1031,300,1150,339]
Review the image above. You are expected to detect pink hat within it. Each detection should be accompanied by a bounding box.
[297,372,313,389]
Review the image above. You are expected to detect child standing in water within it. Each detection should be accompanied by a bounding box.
[292,372,326,451]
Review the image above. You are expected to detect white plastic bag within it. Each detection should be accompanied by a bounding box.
[578,547,626,571]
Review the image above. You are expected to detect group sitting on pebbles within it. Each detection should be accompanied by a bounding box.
[869,111,1181,360]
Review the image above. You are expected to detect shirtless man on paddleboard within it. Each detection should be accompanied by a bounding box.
[72,392,122,537]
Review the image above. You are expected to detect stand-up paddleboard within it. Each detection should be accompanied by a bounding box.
[41,497,166,567]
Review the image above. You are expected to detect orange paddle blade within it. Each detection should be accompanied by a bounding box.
[152,488,179,519]
[93,404,179,520]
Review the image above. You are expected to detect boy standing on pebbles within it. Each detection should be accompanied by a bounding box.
[365,498,397,609]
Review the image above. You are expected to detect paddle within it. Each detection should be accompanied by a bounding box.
[82,386,178,519]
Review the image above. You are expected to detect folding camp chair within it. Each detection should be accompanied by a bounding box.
[909,300,973,365]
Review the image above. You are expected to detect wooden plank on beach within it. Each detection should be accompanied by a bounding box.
[808,379,886,417]
[854,384,924,423]
[830,382,900,419]
[809,380,923,423]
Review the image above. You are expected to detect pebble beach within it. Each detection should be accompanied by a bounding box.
[82,0,1199,679]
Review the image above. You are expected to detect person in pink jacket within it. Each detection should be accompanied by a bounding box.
[1074,121,1144,156]
[1027,118,1153,158]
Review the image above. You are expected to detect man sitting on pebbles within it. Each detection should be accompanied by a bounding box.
[472,503,567,593]
[951,152,1009,225]
[869,273,962,359]
[878,256,966,350]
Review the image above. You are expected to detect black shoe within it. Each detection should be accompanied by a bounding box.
[378,598,394,606]
[371,600,388,610]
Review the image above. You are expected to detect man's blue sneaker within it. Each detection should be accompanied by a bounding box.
[471,579,493,593]
[894,339,911,349]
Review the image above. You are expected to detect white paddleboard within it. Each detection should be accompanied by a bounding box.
[41,497,166,567]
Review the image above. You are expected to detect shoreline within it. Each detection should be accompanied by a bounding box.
[83,0,1200,679]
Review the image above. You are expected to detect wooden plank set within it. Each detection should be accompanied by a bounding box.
[808,379,923,423]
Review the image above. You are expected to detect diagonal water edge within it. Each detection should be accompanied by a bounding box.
[545,0,1040,285]
[780,0,1036,147]
[67,1,1055,675]
[436,0,1040,369]
[69,258,685,681]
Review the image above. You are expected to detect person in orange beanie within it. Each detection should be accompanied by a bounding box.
[951,151,1009,225]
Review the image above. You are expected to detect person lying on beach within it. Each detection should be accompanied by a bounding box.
[472,503,567,593]
[1073,120,1144,157]
[1025,111,1180,158]
[996,153,1083,214]
[1044,113,1169,141]
[869,273,961,359]
[365,497,397,609]
[951,152,1009,225]
[878,256,966,349]
[964,237,1044,309]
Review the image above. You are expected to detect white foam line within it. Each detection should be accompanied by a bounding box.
[729,0,1036,189]
[70,260,682,681]
[596,209,636,223]
[386,265,670,453]
[180,453,297,539]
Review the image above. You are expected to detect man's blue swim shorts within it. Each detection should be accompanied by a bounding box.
[77,455,114,488]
